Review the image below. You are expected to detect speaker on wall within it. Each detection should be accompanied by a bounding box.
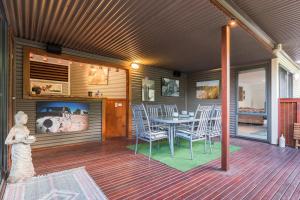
[173,71,181,77]
[46,43,62,54]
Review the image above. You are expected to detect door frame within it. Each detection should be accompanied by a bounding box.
[235,64,271,143]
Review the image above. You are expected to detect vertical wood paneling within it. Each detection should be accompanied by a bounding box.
[15,41,103,149]
[278,99,300,147]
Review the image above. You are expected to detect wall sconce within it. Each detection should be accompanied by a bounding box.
[294,73,300,80]
[228,18,237,27]
[131,63,139,69]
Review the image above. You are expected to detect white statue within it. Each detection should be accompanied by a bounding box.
[5,111,36,183]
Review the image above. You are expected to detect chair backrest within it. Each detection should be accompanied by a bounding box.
[194,105,213,137]
[131,104,151,137]
[164,104,178,117]
[146,104,163,119]
[209,106,222,136]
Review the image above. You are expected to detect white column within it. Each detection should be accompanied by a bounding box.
[271,58,279,144]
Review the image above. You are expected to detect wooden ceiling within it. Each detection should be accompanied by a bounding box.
[233,0,300,63]
[2,0,271,71]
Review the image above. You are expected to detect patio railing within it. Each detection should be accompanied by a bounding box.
[278,98,300,147]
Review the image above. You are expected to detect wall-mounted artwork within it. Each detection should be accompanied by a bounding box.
[142,78,155,101]
[88,66,109,85]
[30,80,63,95]
[161,78,180,97]
[36,102,89,134]
[238,86,245,101]
[196,80,220,99]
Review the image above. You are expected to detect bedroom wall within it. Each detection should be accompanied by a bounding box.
[239,83,265,109]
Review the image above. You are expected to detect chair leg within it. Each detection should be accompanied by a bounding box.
[204,137,207,153]
[190,140,193,160]
[135,137,139,154]
[149,140,152,160]
[209,137,212,153]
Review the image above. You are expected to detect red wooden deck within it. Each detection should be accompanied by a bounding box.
[33,138,300,200]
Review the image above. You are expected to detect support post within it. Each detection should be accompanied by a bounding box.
[221,25,230,171]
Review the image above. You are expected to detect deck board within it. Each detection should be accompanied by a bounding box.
[32,138,300,200]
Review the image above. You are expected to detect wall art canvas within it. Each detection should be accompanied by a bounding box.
[142,78,155,101]
[238,86,246,101]
[196,80,220,99]
[161,78,180,97]
[30,80,63,95]
[88,66,109,85]
[36,102,89,134]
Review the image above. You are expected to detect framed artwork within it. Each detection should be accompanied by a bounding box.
[238,86,245,101]
[161,78,180,97]
[30,80,63,95]
[88,66,109,85]
[142,78,155,101]
[36,102,89,134]
[196,80,220,99]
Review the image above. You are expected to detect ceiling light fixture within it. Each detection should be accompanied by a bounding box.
[131,63,139,69]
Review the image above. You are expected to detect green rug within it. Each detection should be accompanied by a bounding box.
[127,139,240,172]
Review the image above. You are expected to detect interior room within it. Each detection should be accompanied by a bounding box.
[1,0,300,199]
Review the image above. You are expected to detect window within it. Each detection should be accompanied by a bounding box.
[279,67,293,98]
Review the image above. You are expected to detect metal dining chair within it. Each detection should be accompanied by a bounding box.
[146,104,167,130]
[175,105,213,159]
[163,104,178,117]
[131,104,168,160]
[207,105,222,152]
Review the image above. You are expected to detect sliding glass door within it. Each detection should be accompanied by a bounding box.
[237,68,268,140]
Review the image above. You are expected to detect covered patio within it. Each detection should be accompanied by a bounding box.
[0,0,300,199]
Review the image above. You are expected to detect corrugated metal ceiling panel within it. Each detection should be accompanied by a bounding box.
[2,0,271,71]
[233,0,300,63]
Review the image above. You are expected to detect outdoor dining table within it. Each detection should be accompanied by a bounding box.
[151,116,198,158]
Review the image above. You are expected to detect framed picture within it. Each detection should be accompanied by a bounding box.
[161,78,180,97]
[30,80,63,95]
[88,66,109,85]
[196,80,220,99]
[238,86,245,101]
[142,78,155,101]
[36,102,89,134]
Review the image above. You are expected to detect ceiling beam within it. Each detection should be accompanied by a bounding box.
[210,0,276,52]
